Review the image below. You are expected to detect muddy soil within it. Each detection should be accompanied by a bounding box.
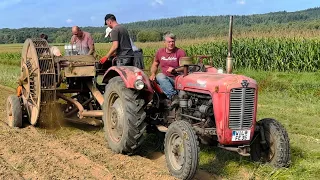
[0,85,217,180]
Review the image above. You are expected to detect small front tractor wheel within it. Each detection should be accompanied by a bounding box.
[250,118,291,168]
[164,121,200,180]
[6,95,22,128]
[103,76,147,154]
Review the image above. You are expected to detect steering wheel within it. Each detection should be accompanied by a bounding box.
[171,65,202,75]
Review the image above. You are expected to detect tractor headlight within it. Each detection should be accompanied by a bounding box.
[134,79,145,90]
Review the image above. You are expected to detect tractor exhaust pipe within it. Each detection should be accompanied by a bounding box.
[226,15,234,74]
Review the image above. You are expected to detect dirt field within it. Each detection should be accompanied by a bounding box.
[0,85,216,180]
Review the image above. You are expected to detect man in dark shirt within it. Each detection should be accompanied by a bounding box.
[100,14,134,66]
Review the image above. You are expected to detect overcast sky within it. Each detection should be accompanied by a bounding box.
[0,0,319,29]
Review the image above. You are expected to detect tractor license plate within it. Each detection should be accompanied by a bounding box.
[232,130,251,141]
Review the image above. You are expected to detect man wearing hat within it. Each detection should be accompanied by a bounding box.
[100,14,134,66]
[105,27,139,52]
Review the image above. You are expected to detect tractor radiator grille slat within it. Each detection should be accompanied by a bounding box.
[228,88,255,130]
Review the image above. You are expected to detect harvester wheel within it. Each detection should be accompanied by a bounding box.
[103,76,147,154]
[6,95,22,128]
[250,118,291,168]
[164,120,199,180]
[20,38,56,126]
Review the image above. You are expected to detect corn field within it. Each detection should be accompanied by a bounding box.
[1,37,320,72]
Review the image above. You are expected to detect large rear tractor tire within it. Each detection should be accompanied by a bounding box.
[103,76,147,154]
[6,95,22,128]
[164,121,200,180]
[250,118,291,168]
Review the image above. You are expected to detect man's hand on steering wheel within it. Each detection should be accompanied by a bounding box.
[171,65,202,75]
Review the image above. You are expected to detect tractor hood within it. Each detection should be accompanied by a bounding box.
[175,72,257,93]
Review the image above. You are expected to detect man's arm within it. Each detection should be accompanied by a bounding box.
[70,35,75,44]
[150,57,159,80]
[105,41,118,59]
[99,41,118,64]
[103,28,119,60]
[173,66,184,72]
[88,45,95,55]
[87,34,95,55]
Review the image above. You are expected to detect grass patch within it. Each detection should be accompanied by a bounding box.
[0,64,20,88]
[199,90,320,180]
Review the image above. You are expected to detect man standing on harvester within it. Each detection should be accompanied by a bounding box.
[100,14,134,66]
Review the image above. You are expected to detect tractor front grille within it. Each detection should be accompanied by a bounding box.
[228,88,255,130]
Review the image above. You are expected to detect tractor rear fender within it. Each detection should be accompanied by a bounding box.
[102,66,154,101]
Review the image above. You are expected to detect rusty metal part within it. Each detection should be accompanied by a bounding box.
[64,117,103,126]
[65,97,94,117]
[81,110,103,117]
[64,66,96,77]
[227,16,234,74]
[56,89,90,93]
[218,144,250,156]
[226,57,233,74]
[193,126,217,136]
[57,92,103,118]
[54,55,97,64]
[55,55,97,77]
[156,125,168,132]
[180,113,204,122]
[57,92,84,118]
[86,82,104,105]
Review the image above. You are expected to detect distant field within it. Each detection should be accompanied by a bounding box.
[1,36,320,72]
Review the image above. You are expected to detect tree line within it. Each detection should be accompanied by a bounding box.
[0,7,319,44]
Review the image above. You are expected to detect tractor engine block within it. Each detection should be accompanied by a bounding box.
[178,91,215,128]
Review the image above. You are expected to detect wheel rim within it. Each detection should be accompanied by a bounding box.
[7,101,13,125]
[21,39,42,125]
[20,63,30,99]
[107,92,124,143]
[264,130,276,161]
[168,132,185,171]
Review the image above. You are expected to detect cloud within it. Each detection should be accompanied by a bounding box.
[90,16,96,21]
[66,19,73,24]
[237,0,246,5]
[0,0,22,9]
[151,0,164,7]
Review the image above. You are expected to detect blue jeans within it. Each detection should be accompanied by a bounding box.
[156,73,177,99]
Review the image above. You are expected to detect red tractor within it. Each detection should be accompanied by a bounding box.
[141,16,290,180]
[6,16,290,180]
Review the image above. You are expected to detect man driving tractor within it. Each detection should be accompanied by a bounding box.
[149,32,186,106]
